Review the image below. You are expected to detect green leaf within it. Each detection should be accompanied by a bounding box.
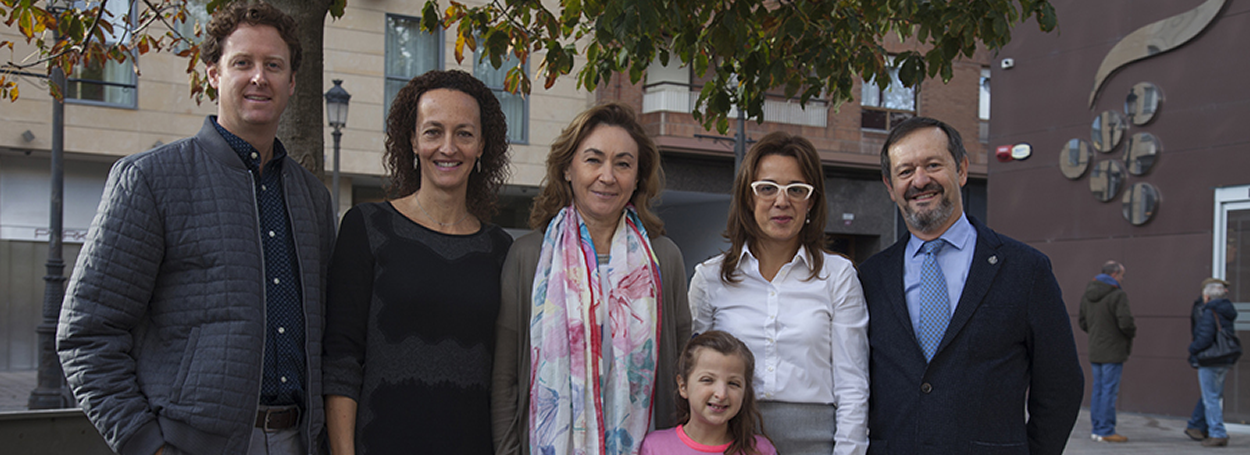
[711,88,730,113]
[206,0,228,14]
[48,77,62,100]
[693,51,708,77]
[941,38,960,60]
[504,67,519,93]
[565,0,583,23]
[1038,3,1058,31]
[628,63,643,84]
[330,0,347,18]
[486,27,510,65]
[421,2,441,31]
[898,54,923,87]
[17,8,31,37]
[586,41,600,63]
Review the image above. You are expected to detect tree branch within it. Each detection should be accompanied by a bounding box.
[143,0,193,43]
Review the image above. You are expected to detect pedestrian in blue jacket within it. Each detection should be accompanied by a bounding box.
[1183,278,1238,447]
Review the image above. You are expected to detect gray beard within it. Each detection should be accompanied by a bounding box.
[904,195,955,234]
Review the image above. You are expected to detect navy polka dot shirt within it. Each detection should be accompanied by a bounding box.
[213,118,306,406]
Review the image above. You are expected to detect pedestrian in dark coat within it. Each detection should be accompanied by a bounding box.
[1078,260,1136,442]
[1183,278,1239,447]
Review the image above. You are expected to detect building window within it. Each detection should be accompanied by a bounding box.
[860,57,915,131]
[66,1,137,107]
[979,67,991,143]
[642,54,694,114]
[384,14,441,122]
[474,52,528,144]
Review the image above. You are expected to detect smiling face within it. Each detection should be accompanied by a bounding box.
[207,23,294,140]
[751,154,813,250]
[677,348,747,443]
[564,125,639,227]
[414,88,483,194]
[884,126,968,240]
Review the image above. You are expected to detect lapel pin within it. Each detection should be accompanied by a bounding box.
[988,255,999,265]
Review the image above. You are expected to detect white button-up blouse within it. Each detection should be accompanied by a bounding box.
[689,246,869,454]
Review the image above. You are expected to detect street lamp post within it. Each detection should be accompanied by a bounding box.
[324,79,351,219]
[30,1,70,410]
[734,105,746,175]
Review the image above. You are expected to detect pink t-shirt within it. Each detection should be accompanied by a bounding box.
[639,425,777,455]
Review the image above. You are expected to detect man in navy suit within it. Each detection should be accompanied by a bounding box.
[859,117,1082,454]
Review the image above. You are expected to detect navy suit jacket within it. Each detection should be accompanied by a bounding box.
[860,216,1082,455]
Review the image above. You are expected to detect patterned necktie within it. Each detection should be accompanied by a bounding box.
[917,239,950,362]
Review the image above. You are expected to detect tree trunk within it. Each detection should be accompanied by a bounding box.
[266,0,331,174]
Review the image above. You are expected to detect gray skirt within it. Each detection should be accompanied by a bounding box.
[757,401,837,455]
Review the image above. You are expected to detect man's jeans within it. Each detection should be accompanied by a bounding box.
[1090,362,1124,436]
[1187,365,1231,438]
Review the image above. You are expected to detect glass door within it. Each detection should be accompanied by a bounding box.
[1214,185,1250,330]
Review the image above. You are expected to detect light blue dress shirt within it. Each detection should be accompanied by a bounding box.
[903,213,978,338]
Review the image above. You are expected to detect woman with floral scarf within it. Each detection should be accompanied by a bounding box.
[491,102,691,455]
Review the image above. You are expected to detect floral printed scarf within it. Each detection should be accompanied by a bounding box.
[529,204,662,455]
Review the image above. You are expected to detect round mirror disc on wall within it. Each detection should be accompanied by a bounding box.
[1059,138,1092,179]
[1121,182,1160,225]
[1090,160,1127,202]
[1125,82,1162,126]
[1091,110,1127,153]
[1124,132,1161,175]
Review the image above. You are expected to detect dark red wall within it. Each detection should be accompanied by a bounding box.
[989,0,1250,421]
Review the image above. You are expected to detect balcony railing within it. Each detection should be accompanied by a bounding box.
[642,82,828,128]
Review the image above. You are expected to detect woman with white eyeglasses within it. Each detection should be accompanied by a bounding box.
[688,131,869,455]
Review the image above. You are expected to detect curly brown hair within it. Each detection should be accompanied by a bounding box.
[528,102,665,236]
[202,1,302,72]
[675,330,773,455]
[720,131,828,283]
[383,70,510,221]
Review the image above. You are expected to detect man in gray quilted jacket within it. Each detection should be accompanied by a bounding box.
[57,3,335,455]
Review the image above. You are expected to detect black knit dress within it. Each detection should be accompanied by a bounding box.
[323,202,512,454]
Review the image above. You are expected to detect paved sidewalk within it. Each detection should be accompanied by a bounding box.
[0,369,36,412]
[1066,408,1249,453]
[2,369,1249,452]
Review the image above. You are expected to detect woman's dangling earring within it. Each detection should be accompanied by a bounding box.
[476,157,482,173]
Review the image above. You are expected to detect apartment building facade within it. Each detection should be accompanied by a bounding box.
[0,1,992,372]
[0,0,592,371]
[990,0,1249,421]
[611,37,993,277]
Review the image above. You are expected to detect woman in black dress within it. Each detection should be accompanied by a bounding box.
[323,69,512,454]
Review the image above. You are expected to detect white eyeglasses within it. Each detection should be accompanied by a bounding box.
[750,181,815,200]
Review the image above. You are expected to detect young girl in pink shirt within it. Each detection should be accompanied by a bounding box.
[641,331,777,455]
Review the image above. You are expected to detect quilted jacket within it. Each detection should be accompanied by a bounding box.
[57,117,335,455]
[1188,297,1239,366]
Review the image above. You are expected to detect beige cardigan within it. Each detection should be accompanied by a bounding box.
[491,231,692,455]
